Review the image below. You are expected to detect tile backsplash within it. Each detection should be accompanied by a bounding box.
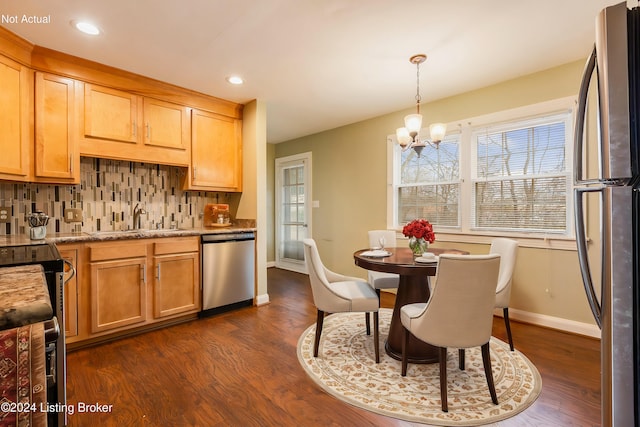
[0,158,236,236]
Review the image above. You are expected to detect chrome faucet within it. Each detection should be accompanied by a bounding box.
[133,203,147,230]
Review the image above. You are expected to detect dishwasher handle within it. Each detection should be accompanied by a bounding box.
[201,232,255,243]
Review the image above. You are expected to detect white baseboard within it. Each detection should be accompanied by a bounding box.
[266,261,276,268]
[495,307,601,339]
[255,293,270,306]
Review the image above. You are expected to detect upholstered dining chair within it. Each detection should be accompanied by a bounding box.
[367,230,400,295]
[302,238,380,363]
[490,238,519,351]
[365,230,399,332]
[400,254,501,412]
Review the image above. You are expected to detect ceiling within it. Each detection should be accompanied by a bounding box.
[0,0,627,143]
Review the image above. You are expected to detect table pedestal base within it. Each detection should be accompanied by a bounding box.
[385,274,439,364]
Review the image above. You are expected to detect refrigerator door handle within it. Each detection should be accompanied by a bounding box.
[574,45,601,186]
[574,186,603,328]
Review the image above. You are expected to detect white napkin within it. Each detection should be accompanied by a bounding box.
[360,249,392,257]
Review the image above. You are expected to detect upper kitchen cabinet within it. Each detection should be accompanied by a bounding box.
[83,84,138,144]
[0,27,243,178]
[143,97,189,151]
[34,72,80,183]
[186,109,243,192]
[80,83,190,166]
[0,55,31,181]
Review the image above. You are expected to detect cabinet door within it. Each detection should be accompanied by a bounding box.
[190,109,242,191]
[58,248,78,338]
[90,258,147,333]
[34,72,79,182]
[0,55,30,180]
[84,83,139,143]
[153,252,199,318]
[143,97,189,151]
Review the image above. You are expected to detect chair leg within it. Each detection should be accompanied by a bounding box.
[365,312,371,335]
[503,307,514,351]
[401,327,410,376]
[366,290,381,337]
[313,309,325,358]
[458,349,465,371]
[439,347,448,412]
[481,342,499,405]
[373,311,380,363]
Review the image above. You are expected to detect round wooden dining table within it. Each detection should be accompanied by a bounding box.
[354,246,468,363]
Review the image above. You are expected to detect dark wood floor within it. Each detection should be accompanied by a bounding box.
[66,268,601,426]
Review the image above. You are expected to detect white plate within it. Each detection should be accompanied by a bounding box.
[414,255,438,264]
[360,250,392,258]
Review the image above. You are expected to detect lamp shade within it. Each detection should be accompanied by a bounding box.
[404,114,422,135]
[396,127,412,148]
[429,123,447,142]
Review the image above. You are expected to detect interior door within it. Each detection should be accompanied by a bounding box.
[275,152,312,273]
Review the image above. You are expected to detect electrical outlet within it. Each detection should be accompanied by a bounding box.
[64,208,83,223]
[0,206,10,223]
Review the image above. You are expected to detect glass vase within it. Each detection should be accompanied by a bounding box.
[408,236,428,257]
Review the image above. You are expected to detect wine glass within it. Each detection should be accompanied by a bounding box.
[378,236,386,251]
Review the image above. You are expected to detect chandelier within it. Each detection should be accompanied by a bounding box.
[395,54,446,156]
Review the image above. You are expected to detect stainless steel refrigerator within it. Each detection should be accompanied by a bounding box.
[574,2,640,426]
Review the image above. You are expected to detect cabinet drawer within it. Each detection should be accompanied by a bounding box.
[154,237,199,255]
[89,243,147,262]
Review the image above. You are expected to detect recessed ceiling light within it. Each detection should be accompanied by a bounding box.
[72,20,101,35]
[226,76,244,85]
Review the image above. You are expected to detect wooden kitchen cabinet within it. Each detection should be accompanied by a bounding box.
[58,247,79,339]
[88,242,148,333]
[187,108,242,191]
[152,237,200,318]
[0,54,31,181]
[34,72,80,183]
[81,83,190,165]
[143,97,189,151]
[64,236,202,348]
[83,83,138,144]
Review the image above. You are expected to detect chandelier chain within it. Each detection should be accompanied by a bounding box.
[415,61,421,114]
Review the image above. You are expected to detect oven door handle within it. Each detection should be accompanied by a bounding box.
[63,258,75,285]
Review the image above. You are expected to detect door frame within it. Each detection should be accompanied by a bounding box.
[275,152,312,273]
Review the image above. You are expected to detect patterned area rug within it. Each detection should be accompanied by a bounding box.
[297,309,542,426]
[0,322,47,427]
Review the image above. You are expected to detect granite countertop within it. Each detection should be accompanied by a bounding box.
[0,220,257,246]
[0,264,53,330]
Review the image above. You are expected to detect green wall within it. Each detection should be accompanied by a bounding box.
[270,59,600,329]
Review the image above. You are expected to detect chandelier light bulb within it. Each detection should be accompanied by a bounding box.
[404,114,423,135]
[429,123,447,143]
[396,127,412,147]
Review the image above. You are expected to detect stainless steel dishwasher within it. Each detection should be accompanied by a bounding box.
[200,231,255,316]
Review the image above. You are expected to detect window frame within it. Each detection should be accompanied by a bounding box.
[387,96,577,249]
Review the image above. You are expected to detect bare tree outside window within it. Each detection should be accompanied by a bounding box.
[474,121,567,231]
[398,137,460,226]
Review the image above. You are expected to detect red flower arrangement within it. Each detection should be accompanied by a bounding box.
[402,219,436,243]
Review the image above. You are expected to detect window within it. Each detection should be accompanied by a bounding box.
[390,97,575,239]
[472,115,569,232]
[397,135,461,227]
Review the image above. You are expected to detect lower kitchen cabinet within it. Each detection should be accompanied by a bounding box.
[152,238,200,318]
[90,253,147,333]
[60,236,201,348]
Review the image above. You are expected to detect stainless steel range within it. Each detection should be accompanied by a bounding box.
[0,243,70,427]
